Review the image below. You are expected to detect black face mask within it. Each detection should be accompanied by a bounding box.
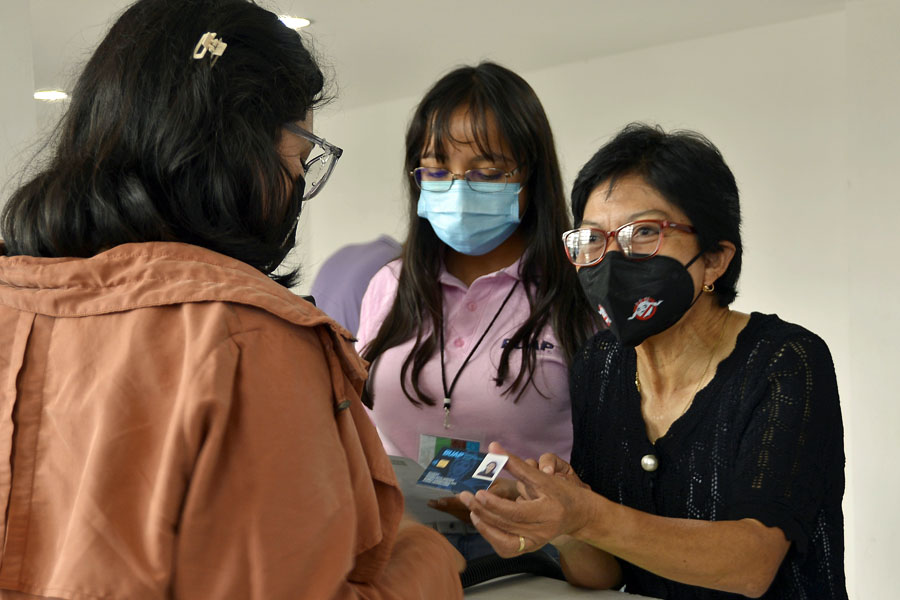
[578,251,702,347]
[294,173,307,206]
[275,173,307,260]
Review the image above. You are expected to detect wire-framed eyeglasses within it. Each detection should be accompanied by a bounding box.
[409,166,521,193]
[283,122,343,201]
[562,219,697,266]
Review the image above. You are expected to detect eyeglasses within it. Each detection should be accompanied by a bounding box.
[282,122,343,201]
[409,166,521,193]
[562,219,696,266]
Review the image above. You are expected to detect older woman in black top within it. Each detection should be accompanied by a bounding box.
[459,123,846,599]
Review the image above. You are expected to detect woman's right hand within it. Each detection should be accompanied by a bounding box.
[459,442,596,557]
[520,452,587,501]
[527,452,573,475]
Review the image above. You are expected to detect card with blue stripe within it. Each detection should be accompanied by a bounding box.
[416,448,508,494]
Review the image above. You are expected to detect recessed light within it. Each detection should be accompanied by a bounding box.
[34,90,69,102]
[278,15,311,29]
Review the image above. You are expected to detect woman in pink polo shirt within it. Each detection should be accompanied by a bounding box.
[356,62,599,559]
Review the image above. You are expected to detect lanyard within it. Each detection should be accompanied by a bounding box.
[439,279,519,429]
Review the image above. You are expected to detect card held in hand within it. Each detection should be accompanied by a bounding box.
[416,448,508,494]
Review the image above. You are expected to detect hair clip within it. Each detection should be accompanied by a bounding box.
[192,32,227,67]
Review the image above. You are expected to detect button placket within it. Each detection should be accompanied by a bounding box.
[448,290,482,351]
[639,443,661,513]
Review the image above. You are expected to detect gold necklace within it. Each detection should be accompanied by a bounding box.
[635,311,731,421]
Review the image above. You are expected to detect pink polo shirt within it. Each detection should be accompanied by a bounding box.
[357,259,572,464]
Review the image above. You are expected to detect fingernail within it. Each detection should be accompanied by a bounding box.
[470,513,481,526]
[543,466,553,474]
[475,491,488,505]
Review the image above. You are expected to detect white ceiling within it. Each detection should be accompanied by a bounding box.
[29,0,846,110]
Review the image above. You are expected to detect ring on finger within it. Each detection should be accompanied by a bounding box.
[517,535,526,553]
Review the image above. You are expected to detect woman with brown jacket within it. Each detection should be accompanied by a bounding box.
[0,1,463,598]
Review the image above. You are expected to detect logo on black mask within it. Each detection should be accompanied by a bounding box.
[628,298,664,321]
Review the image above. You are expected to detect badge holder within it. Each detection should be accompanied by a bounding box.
[418,431,484,468]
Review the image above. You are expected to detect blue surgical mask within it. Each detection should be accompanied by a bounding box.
[417,180,522,256]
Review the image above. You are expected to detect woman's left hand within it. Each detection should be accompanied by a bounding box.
[458,442,595,557]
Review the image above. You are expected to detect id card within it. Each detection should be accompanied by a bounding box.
[417,448,508,494]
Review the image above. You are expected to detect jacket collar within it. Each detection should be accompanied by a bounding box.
[0,242,366,382]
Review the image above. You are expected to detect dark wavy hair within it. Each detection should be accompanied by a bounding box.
[0,0,328,286]
[571,123,743,306]
[361,62,599,408]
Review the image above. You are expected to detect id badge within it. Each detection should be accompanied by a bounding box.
[418,432,484,468]
[418,449,509,494]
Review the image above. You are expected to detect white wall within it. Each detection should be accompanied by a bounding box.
[845,1,900,598]
[307,9,900,596]
[0,0,37,209]
[295,94,415,283]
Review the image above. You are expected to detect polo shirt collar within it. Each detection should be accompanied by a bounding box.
[437,256,523,291]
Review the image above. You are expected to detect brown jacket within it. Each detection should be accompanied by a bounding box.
[0,242,462,600]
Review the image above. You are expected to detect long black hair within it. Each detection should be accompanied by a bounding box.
[1,0,328,286]
[361,62,598,407]
[571,123,742,306]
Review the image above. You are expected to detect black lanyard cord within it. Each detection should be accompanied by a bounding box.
[439,279,519,428]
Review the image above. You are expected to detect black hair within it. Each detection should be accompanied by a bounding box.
[361,61,598,407]
[571,123,742,306]
[1,0,328,287]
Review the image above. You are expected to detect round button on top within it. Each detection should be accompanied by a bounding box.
[466,302,478,312]
[453,337,465,348]
[640,454,659,472]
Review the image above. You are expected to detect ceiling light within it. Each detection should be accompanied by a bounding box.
[34,90,69,102]
[278,15,311,29]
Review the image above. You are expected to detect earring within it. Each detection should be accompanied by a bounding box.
[702,283,715,293]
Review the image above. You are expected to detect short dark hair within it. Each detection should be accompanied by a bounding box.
[361,61,598,407]
[571,123,742,306]
[1,0,328,286]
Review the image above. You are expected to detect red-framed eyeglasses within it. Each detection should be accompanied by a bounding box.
[561,219,696,266]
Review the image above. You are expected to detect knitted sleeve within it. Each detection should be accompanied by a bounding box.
[724,331,843,556]
[569,332,620,480]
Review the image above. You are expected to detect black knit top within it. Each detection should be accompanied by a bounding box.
[570,312,847,599]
